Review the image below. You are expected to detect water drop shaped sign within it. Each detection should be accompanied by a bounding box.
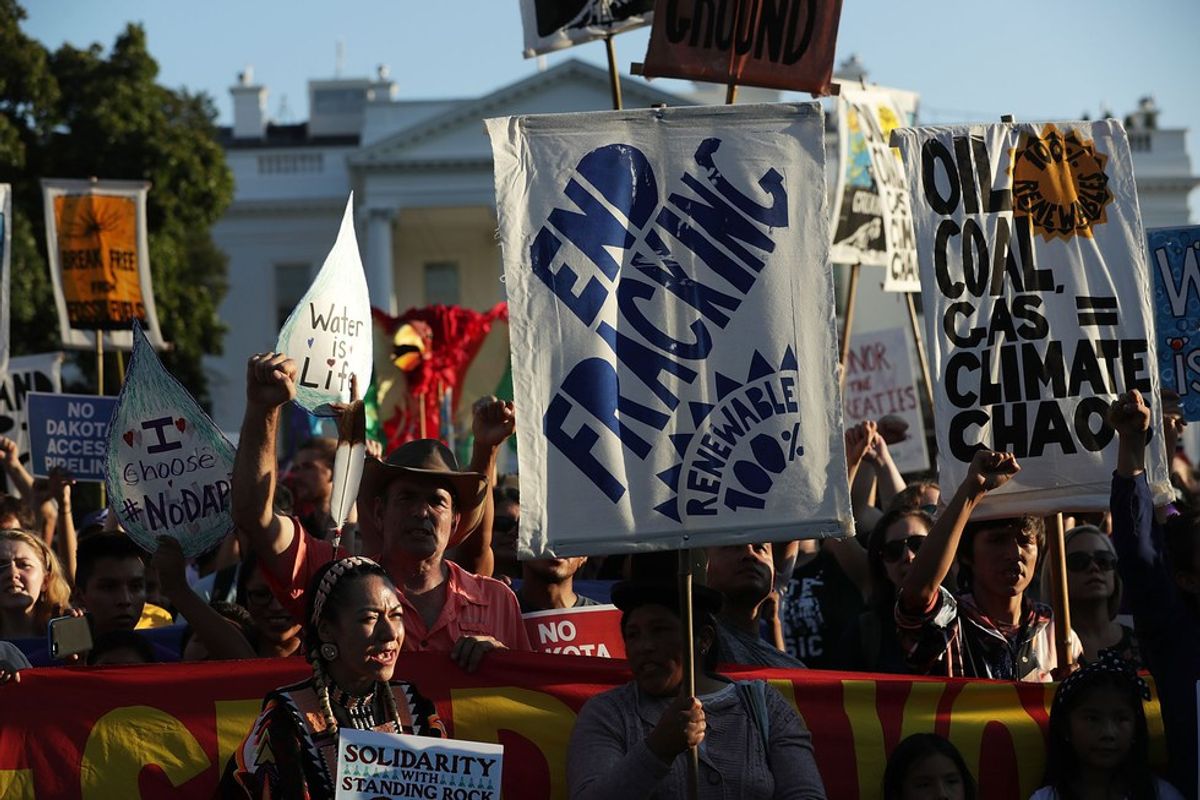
[105,321,236,556]
[277,194,374,415]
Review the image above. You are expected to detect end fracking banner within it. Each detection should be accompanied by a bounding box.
[488,103,852,558]
[640,0,843,94]
[1149,225,1200,421]
[892,120,1171,515]
[40,179,167,352]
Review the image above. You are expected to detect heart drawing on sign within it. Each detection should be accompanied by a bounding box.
[123,431,135,447]
[175,418,187,433]
[326,358,336,367]
[307,338,314,348]
[167,479,173,488]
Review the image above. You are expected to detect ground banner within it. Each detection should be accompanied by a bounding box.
[0,652,1166,800]
[1149,225,1200,420]
[640,0,843,94]
[891,120,1171,515]
[0,184,11,376]
[487,103,851,557]
[26,392,116,481]
[843,327,929,474]
[0,353,64,483]
[523,605,626,658]
[519,0,653,58]
[830,84,921,292]
[40,179,166,351]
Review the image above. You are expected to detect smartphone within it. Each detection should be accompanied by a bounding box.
[47,614,93,660]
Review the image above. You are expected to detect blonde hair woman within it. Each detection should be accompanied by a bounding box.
[0,529,72,639]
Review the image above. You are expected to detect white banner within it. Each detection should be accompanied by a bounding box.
[843,327,929,474]
[892,120,1171,515]
[488,103,852,557]
[830,84,920,292]
[40,179,166,351]
[1,352,64,482]
[519,0,653,58]
[0,185,10,376]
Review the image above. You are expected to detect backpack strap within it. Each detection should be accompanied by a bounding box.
[736,679,770,747]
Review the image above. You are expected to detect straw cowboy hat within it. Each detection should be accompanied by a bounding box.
[360,439,488,548]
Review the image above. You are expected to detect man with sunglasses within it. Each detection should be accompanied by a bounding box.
[896,450,1082,682]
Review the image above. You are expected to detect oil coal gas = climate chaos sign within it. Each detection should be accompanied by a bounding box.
[105,322,236,557]
[891,120,1172,516]
[488,103,853,558]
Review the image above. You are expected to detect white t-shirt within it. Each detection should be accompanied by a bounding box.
[1029,777,1185,800]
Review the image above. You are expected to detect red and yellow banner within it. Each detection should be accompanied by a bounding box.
[0,652,1165,799]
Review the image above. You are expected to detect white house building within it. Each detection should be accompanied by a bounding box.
[208,61,1200,445]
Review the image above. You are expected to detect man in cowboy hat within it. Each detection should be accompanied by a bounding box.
[232,353,530,672]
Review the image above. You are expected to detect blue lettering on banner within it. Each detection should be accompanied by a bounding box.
[531,138,799,520]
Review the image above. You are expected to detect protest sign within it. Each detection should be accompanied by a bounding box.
[336,729,502,800]
[26,392,117,481]
[1149,225,1200,420]
[277,194,373,416]
[640,0,843,94]
[40,179,166,351]
[106,322,235,556]
[892,120,1171,515]
[0,184,10,376]
[0,652,1168,800]
[842,327,929,474]
[0,353,64,483]
[830,84,921,292]
[519,0,653,58]
[523,605,625,658]
[488,103,851,557]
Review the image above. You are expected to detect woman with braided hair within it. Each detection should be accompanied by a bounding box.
[223,556,444,799]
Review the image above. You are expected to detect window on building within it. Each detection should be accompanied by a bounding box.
[275,263,311,328]
[425,262,461,306]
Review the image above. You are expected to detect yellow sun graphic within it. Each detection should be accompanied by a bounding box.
[1011,124,1113,241]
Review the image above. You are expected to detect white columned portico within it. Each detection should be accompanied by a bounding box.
[365,206,397,314]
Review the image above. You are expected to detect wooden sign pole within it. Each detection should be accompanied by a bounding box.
[904,292,935,409]
[604,35,623,111]
[839,263,862,387]
[1047,512,1074,672]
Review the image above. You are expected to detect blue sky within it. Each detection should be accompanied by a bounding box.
[23,0,1200,216]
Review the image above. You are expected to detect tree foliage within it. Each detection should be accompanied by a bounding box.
[0,1,232,404]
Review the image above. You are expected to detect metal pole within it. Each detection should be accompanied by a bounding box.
[1047,512,1073,672]
[604,35,623,111]
[678,548,699,798]
[839,263,861,388]
[904,292,935,410]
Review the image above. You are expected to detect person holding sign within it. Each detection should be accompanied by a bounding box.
[223,556,444,799]
[896,450,1081,681]
[232,353,529,672]
[567,580,826,799]
[1109,389,1200,798]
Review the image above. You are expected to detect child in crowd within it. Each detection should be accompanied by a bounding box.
[896,450,1081,681]
[883,733,975,800]
[1032,651,1183,800]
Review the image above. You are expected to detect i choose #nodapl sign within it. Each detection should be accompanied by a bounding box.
[488,104,852,557]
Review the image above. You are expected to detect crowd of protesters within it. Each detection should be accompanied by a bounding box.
[0,351,1196,799]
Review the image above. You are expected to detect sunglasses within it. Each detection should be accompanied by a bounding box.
[493,515,518,534]
[1065,551,1117,572]
[881,536,925,563]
